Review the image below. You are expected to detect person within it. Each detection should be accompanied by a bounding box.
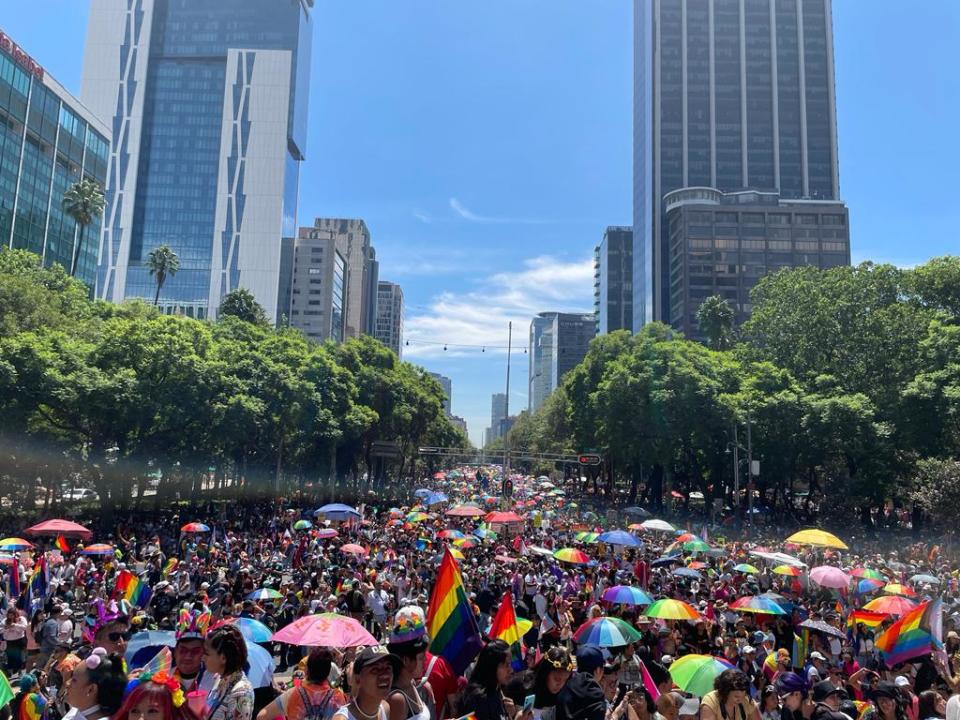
[64,648,128,720]
[10,673,47,720]
[83,602,130,659]
[3,608,29,675]
[530,646,574,720]
[809,681,848,720]
[554,645,607,720]
[203,625,254,720]
[458,639,529,720]
[332,646,395,720]
[776,672,809,720]
[917,690,946,720]
[172,610,215,695]
[255,648,346,720]
[112,655,202,720]
[760,686,780,720]
[700,669,762,720]
[385,607,434,720]
[866,683,909,720]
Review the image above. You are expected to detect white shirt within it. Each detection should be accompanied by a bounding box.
[367,589,389,617]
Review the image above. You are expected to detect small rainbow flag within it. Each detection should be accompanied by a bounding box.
[114,569,152,608]
[875,599,942,666]
[55,535,70,553]
[489,591,525,670]
[161,558,178,579]
[17,692,45,720]
[847,609,887,629]
[426,549,483,675]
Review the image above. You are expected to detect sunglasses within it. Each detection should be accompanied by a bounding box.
[107,630,132,642]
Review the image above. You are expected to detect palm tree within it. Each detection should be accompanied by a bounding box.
[62,179,106,278]
[146,245,181,306]
[696,294,736,350]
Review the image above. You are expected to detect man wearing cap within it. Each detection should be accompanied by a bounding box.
[810,680,847,720]
[807,652,828,685]
[173,609,215,694]
[555,645,608,720]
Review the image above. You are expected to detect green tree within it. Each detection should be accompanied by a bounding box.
[218,288,269,325]
[146,245,181,306]
[910,458,960,528]
[62,179,105,278]
[696,295,736,350]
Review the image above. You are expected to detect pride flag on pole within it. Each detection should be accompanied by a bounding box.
[55,535,70,553]
[489,591,526,670]
[875,600,943,666]
[114,570,152,608]
[426,549,483,675]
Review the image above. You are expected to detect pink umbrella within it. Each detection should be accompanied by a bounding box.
[810,566,851,589]
[340,544,368,556]
[271,613,378,647]
[315,529,338,539]
[25,519,92,540]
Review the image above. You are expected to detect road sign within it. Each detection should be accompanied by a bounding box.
[371,441,402,459]
[418,446,440,454]
[578,454,602,466]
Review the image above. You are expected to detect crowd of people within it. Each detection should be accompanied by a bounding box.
[0,467,958,720]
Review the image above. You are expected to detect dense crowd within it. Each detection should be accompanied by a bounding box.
[0,468,959,720]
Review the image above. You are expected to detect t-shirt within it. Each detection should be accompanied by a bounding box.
[279,682,346,720]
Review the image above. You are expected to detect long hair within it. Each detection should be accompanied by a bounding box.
[206,625,247,675]
[467,640,511,693]
[111,681,201,720]
[533,646,574,705]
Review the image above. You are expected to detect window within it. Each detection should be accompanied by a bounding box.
[715,238,739,249]
[822,215,845,226]
[715,212,737,223]
[822,242,848,252]
[768,240,791,251]
[797,214,818,225]
[308,268,321,275]
[767,213,790,225]
[742,213,764,224]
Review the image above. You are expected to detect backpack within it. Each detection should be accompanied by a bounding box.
[296,686,336,720]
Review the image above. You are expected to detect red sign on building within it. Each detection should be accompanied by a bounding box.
[0,30,44,81]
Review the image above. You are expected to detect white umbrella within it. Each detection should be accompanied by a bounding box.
[529,546,555,557]
[640,519,676,532]
[750,550,807,567]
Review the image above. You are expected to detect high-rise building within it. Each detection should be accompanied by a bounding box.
[489,393,507,442]
[302,219,378,338]
[82,0,313,321]
[529,312,596,412]
[374,281,403,356]
[428,372,453,416]
[596,226,633,335]
[633,0,845,331]
[287,231,346,343]
[0,28,110,288]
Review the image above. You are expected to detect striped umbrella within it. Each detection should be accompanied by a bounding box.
[645,599,700,620]
[882,583,917,597]
[857,578,885,594]
[850,567,884,580]
[863,595,917,616]
[733,563,760,574]
[438,530,465,540]
[729,596,787,615]
[553,548,591,565]
[773,565,802,576]
[80,543,115,556]
[669,654,736,696]
[452,538,477,549]
[246,588,282,601]
[574,531,599,543]
[180,523,210,533]
[602,585,653,606]
[293,520,312,531]
[573,617,643,647]
[0,538,33,551]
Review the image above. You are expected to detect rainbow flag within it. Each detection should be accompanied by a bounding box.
[55,535,70,553]
[875,599,943,666]
[426,549,483,675]
[161,558,178,579]
[114,570,152,608]
[17,692,45,720]
[847,610,887,629]
[489,591,525,670]
[18,557,47,614]
[792,630,809,669]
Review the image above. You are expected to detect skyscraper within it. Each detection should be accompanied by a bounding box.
[287,231,346,343]
[489,392,507,442]
[82,0,314,321]
[0,28,110,288]
[529,312,596,412]
[428,372,453,417]
[596,226,634,335]
[633,0,844,331]
[374,281,403,357]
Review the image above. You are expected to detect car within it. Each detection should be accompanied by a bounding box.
[63,488,99,502]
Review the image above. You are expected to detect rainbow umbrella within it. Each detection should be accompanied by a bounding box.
[449,548,465,560]
[438,530,465,540]
[0,555,16,566]
[669,654,736,696]
[573,617,643,647]
[246,588,282,601]
[882,583,917,597]
[729,596,786,615]
[473,527,497,540]
[675,532,697,542]
[773,565,802,577]
[857,579,885,594]
[687,561,709,570]
[645,599,700,620]
[850,567,884,580]
[80,543,115,556]
[575,532,599,543]
[553,548,591,565]
[733,563,760,574]
[863,595,917,616]
[602,585,653,606]
[180,522,210,533]
[388,508,404,519]
[0,538,33,551]
[452,538,477,549]
[406,512,430,523]
[293,520,312,531]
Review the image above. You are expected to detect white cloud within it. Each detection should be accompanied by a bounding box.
[448,197,548,225]
[412,209,432,224]
[403,254,595,359]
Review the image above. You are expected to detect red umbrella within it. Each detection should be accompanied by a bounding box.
[445,505,485,518]
[485,511,524,524]
[24,519,92,540]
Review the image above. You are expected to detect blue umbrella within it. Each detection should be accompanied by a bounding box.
[245,642,275,688]
[125,631,177,669]
[598,530,643,547]
[314,503,360,520]
[673,567,703,579]
[414,489,431,498]
[652,555,682,567]
[425,491,449,506]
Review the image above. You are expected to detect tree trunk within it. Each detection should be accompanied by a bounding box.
[70,225,86,277]
[154,277,163,306]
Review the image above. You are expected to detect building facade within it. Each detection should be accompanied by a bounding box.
[488,392,507,442]
[287,231,345,343]
[529,312,596,412]
[374,281,403,357]
[428,372,453,416]
[665,187,848,337]
[303,218,377,338]
[82,0,314,321]
[596,226,633,335]
[633,0,844,330]
[0,28,110,288]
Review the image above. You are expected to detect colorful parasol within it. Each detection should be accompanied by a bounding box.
[882,583,917,597]
[729,596,786,615]
[0,538,33,551]
[80,543,115,556]
[271,613,378,647]
[669,654,736,697]
[438,530,466,540]
[850,568,884,580]
[553,548,591,565]
[315,529,338,539]
[733,563,760,574]
[575,532,599,543]
[863,595,918,616]
[180,523,210,533]
[293,520,312,531]
[645,599,700,620]
[773,565,802,576]
[573,617,643,647]
[246,588,282,601]
[602,585,653,606]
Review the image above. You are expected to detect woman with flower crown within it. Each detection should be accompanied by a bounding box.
[111,648,201,720]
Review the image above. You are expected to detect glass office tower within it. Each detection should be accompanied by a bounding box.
[633,0,843,330]
[0,28,109,288]
[81,0,313,321]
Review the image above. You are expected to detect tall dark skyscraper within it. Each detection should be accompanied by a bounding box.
[82,0,313,322]
[633,0,845,332]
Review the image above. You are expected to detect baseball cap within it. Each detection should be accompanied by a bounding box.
[353,645,400,674]
[679,697,700,717]
[894,676,910,688]
[661,654,674,665]
[812,681,841,702]
[575,645,605,674]
[810,651,827,662]
[743,646,756,655]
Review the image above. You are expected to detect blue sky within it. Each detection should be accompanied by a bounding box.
[5,2,959,445]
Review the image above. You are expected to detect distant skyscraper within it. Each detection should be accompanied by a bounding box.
[287,231,346,343]
[489,393,507,441]
[529,312,596,412]
[374,281,403,356]
[633,0,845,331]
[0,28,110,288]
[428,372,453,417]
[596,226,633,335]
[303,219,377,339]
[82,0,313,322]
